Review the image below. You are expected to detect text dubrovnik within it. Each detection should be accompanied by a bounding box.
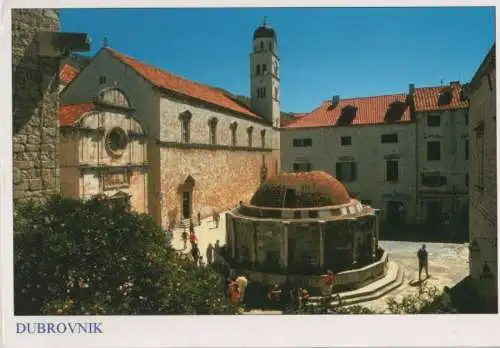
[16,322,103,334]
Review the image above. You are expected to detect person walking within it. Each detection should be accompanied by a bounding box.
[166,227,174,247]
[197,211,201,226]
[206,243,214,265]
[181,230,188,250]
[417,244,429,281]
[189,230,198,249]
[322,270,335,298]
[235,273,248,303]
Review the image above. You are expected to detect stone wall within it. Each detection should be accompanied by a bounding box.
[468,46,497,309]
[12,9,61,203]
[159,147,274,227]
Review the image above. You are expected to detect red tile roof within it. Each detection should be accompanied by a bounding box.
[104,48,263,121]
[285,94,411,129]
[250,171,351,208]
[60,103,96,126]
[413,83,469,112]
[59,64,80,84]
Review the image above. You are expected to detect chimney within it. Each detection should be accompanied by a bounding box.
[332,95,340,107]
[409,83,415,95]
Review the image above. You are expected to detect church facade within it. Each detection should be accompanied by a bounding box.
[59,22,281,227]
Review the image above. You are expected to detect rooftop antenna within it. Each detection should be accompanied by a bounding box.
[103,36,109,48]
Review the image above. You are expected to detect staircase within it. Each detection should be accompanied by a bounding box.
[306,261,405,310]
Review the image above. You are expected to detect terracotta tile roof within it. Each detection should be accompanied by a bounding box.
[104,48,263,121]
[413,82,469,112]
[60,103,96,126]
[285,94,411,129]
[250,171,351,208]
[59,64,80,84]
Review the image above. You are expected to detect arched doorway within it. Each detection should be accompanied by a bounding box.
[178,175,195,220]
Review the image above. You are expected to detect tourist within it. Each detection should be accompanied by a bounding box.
[181,230,188,250]
[281,278,293,309]
[206,243,214,264]
[235,273,248,303]
[417,244,429,281]
[189,231,198,249]
[299,288,310,311]
[197,211,201,226]
[212,210,217,227]
[213,240,221,263]
[229,282,241,305]
[214,211,220,228]
[322,270,335,297]
[198,256,205,267]
[191,243,200,262]
[267,283,282,308]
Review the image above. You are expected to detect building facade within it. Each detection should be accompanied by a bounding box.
[467,44,497,311]
[413,82,469,226]
[60,22,281,228]
[281,94,418,223]
[59,88,149,213]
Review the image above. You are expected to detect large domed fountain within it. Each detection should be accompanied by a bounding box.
[224,171,389,294]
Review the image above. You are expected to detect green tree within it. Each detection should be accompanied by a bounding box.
[14,194,232,315]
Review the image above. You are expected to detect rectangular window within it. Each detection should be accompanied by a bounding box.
[256,65,261,75]
[427,141,441,161]
[293,163,312,172]
[465,173,469,187]
[181,120,190,143]
[465,139,469,160]
[340,136,351,146]
[386,160,399,182]
[427,114,441,127]
[99,76,107,85]
[262,64,267,74]
[293,138,312,147]
[421,172,447,187]
[336,162,357,182]
[381,133,398,144]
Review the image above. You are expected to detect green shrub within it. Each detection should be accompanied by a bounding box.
[386,285,450,314]
[14,194,231,315]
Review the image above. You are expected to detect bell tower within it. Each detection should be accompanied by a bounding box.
[250,17,280,128]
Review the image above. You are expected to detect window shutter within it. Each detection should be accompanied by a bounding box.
[336,163,343,181]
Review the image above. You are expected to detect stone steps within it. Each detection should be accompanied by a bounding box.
[307,261,404,309]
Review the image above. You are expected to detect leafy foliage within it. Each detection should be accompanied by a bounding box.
[386,285,454,314]
[14,194,232,315]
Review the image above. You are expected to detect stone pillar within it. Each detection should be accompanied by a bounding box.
[282,221,289,268]
[319,221,325,268]
[351,219,358,264]
[251,221,257,264]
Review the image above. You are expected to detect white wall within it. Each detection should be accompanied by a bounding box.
[281,123,417,220]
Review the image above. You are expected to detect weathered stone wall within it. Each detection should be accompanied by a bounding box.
[468,53,496,308]
[12,9,61,203]
[159,147,275,227]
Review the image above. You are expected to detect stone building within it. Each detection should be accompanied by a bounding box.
[413,81,469,226]
[467,43,496,311]
[281,93,417,224]
[225,171,387,294]
[59,88,149,213]
[281,82,470,226]
[60,21,281,227]
[12,9,89,204]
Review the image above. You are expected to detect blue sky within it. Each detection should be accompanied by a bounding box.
[60,7,495,113]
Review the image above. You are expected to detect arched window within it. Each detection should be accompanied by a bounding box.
[179,111,192,143]
[256,64,261,75]
[208,117,218,145]
[230,122,238,147]
[99,88,130,108]
[269,42,273,51]
[260,41,264,51]
[247,126,254,147]
[260,129,266,148]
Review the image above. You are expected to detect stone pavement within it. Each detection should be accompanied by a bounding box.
[360,241,470,312]
[171,212,228,263]
[170,214,470,313]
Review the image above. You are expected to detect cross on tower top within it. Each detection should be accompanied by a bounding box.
[263,16,267,26]
[103,36,109,48]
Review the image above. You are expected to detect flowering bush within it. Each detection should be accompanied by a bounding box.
[14,195,231,315]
